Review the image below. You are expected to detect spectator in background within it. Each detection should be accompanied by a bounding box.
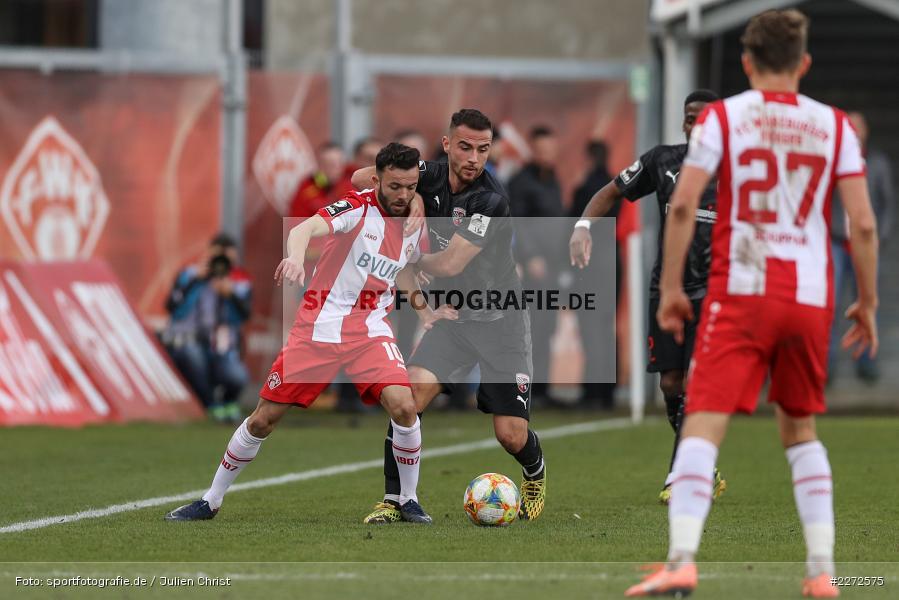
[485,126,504,180]
[509,125,565,404]
[395,129,429,156]
[164,233,252,424]
[289,141,354,218]
[829,111,895,382]
[289,141,355,275]
[352,137,382,169]
[570,140,619,409]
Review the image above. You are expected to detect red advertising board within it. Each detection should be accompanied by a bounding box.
[0,260,203,427]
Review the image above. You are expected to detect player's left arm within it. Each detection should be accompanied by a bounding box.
[417,190,502,277]
[417,235,482,277]
[658,104,723,343]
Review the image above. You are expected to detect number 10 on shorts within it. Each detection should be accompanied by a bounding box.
[382,341,406,369]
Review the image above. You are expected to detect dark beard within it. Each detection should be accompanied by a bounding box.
[377,186,410,217]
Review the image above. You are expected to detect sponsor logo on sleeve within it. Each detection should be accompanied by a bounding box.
[325,199,353,217]
[468,213,490,237]
[618,159,643,184]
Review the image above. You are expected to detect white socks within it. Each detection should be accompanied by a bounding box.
[391,417,422,505]
[787,440,835,577]
[202,418,265,510]
[668,436,718,564]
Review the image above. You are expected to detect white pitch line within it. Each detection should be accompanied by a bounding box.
[0,417,641,535]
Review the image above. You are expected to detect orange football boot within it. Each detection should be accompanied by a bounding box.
[802,574,839,598]
[625,563,698,597]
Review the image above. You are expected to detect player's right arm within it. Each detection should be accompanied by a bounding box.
[839,174,879,358]
[569,181,625,268]
[274,215,330,286]
[569,151,655,268]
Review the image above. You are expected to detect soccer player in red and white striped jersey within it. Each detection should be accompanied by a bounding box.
[165,143,457,525]
[627,10,878,598]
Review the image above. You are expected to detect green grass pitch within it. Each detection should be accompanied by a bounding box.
[2,411,897,599]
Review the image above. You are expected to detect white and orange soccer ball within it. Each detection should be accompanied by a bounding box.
[463,473,520,526]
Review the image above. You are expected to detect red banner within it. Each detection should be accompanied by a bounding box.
[0,70,222,320]
[0,260,203,427]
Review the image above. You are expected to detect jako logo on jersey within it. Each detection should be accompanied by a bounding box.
[267,372,282,389]
[0,116,110,261]
[356,252,402,281]
[252,115,316,214]
[516,372,530,394]
[452,207,465,226]
[364,232,379,241]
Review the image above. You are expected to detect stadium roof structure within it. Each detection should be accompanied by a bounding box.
[651,0,899,35]
[649,0,899,143]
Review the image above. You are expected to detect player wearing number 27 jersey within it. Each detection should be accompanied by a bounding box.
[627,9,878,599]
[684,88,865,416]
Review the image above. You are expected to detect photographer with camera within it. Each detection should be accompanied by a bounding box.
[164,233,252,424]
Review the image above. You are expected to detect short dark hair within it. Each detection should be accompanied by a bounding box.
[210,232,237,248]
[684,89,719,106]
[449,109,492,132]
[375,142,420,173]
[741,9,809,73]
[529,125,554,140]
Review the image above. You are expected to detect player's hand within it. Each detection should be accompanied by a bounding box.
[842,300,878,359]
[404,193,425,235]
[422,304,458,330]
[569,227,593,269]
[274,258,305,287]
[657,288,694,345]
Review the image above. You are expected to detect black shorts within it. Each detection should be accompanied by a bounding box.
[408,313,533,420]
[647,297,705,373]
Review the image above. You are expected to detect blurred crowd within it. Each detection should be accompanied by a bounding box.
[162,110,893,422]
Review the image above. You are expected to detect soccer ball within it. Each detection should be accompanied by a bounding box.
[463,473,520,526]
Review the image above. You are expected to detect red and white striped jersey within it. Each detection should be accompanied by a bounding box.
[293,189,424,343]
[685,90,866,308]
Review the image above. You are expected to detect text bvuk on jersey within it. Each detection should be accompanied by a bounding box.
[355,251,402,281]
